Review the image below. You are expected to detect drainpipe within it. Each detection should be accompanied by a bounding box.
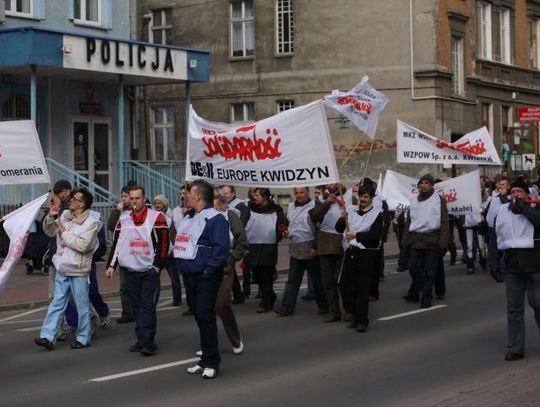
[118,74,125,189]
[30,64,37,199]
[184,81,191,173]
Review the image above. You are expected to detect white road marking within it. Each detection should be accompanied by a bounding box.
[16,326,42,332]
[0,307,46,323]
[377,305,447,321]
[1,318,43,324]
[89,357,201,382]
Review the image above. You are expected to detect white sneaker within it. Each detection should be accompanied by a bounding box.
[186,365,204,374]
[195,350,203,357]
[233,340,244,355]
[99,314,110,329]
[202,368,218,379]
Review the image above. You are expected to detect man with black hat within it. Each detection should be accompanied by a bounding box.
[495,176,540,361]
[335,181,383,332]
[403,174,449,308]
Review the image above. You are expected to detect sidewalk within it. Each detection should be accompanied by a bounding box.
[0,239,400,311]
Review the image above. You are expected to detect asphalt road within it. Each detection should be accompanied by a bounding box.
[1,259,540,407]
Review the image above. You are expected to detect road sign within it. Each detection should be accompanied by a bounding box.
[523,153,536,170]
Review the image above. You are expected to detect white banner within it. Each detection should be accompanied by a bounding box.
[381,170,481,215]
[323,76,389,139]
[0,120,50,185]
[0,193,49,295]
[186,100,340,188]
[396,120,501,166]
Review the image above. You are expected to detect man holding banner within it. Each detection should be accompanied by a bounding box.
[403,174,449,309]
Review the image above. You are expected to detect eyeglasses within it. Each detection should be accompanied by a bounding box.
[71,197,84,203]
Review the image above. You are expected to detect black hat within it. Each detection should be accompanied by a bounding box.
[53,179,72,194]
[510,177,529,194]
[418,173,435,186]
[357,177,376,197]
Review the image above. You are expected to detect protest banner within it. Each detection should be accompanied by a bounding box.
[0,193,49,295]
[324,76,389,139]
[381,170,481,215]
[0,120,50,185]
[396,120,501,166]
[186,100,340,188]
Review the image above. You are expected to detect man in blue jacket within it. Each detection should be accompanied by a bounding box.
[174,180,230,379]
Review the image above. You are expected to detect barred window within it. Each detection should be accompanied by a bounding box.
[2,94,30,120]
[150,8,173,45]
[231,102,255,122]
[275,0,294,54]
[277,100,294,113]
[230,0,254,57]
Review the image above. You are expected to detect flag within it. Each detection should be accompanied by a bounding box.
[396,120,501,165]
[0,193,49,295]
[323,76,389,139]
[186,100,340,188]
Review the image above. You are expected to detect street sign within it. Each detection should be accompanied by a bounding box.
[523,153,536,170]
[518,107,540,122]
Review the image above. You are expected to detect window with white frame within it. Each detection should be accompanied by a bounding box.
[231,102,255,122]
[74,0,101,24]
[531,19,540,69]
[231,0,254,57]
[5,0,32,16]
[482,103,494,137]
[277,100,294,113]
[151,107,175,161]
[479,2,492,59]
[150,8,173,45]
[500,8,511,64]
[501,105,513,138]
[275,0,294,54]
[451,36,465,95]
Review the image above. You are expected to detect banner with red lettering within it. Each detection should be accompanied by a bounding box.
[323,76,389,139]
[0,120,50,185]
[186,100,340,187]
[0,193,49,295]
[381,170,481,215]
[396,120,501,166]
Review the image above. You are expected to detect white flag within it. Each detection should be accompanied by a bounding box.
[186,100,340,188]
[0,193,49,295]
[381,170,481,215]
[396,120,501,166]
[323,76,389,139]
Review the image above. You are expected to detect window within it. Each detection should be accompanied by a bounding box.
[277,100,294,113]
[482,103,494,137]
[150,8,173,45]
[151,107,175,161]
[2,94,30,120]
[500,8,511,64]
[275,0,294,54]
[451,36,464,95]
[479,2,492,59]
[531,19,540,69]
[5,0,32,16]
[231,102,254,122]
[501,105,513,141]
[74,0,101,24]
[231,0,254,57]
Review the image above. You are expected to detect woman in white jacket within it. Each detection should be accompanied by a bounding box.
[35,187,102,350]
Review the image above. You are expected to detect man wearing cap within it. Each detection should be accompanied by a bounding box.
[403,174,449,309]
[495,176,540,361]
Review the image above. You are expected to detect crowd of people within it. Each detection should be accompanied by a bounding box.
[29,171,540,378]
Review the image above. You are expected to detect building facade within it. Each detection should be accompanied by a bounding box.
[138,0,540,182]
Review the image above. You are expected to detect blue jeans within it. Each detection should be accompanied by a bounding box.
[407,248,439,305]
[40,272,92,345]
[505,272,540,354]
[65,262,109,326]
[184,271,223,370]
[280,257,328,313]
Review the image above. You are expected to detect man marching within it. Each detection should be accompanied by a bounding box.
[495,177,540,361]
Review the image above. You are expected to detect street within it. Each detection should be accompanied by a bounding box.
[1,258,540,407]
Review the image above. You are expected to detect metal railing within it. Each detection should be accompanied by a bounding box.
[122,160,184,208]
[136,160,186,183]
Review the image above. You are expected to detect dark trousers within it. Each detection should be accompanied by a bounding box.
[369,245,384,300]
[119,266,134,319]
[66,262,109,326]
[340,248,378,326]
[320,254,343,315]
[252,265,276,310]
[407,248,439,305]
[242,265,252,298]
[126,269,161,350]
[165,257,182,304]
[216,267,241,348]
[231,269,244,302]
[280,257,328,313]
[434,252,446,298]
[184,271,223,369]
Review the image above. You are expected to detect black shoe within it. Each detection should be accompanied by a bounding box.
[171,301,182,307]
[420,302,432,309]
[140,347,155,356]
[357,324,368,333]
[436,294,445,300]
[70,340,90,349]
[301,294,315,301]
[116,315,135,324]
[26,262,34,274]
[346,322,358,329]
[274,307,293,317]
[182,309,194,316]
[34,337,54,350]
[129,343,142,352]
[466,268,475,275]
[402,295,419,303]
[504,352,524,361]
